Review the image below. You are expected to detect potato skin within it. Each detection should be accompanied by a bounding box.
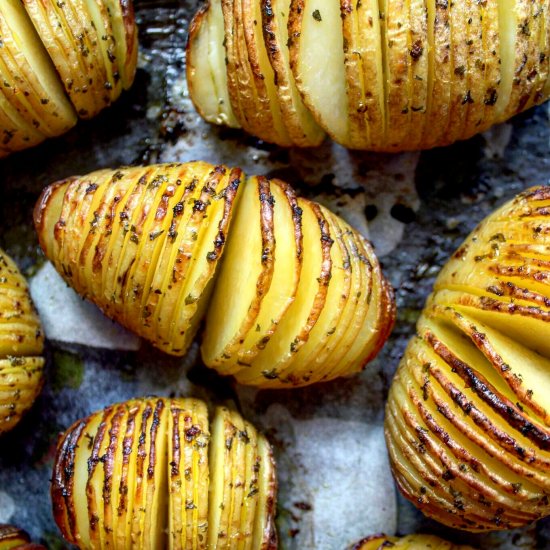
[187,0,550,151]
[51,397,277,550]
[386,186,550,531]
[0,250,44,435]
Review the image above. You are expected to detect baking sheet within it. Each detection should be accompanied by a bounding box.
[0,1,549,548]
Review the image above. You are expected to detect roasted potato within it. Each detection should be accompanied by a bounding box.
[0,0,138,157]
[0,524,46,550]
[386,187,550,531]
[350,533,474,550]
[51,397,277,549]
[187,0,550,151]
[35,162,395,387]
[0,249,44,435]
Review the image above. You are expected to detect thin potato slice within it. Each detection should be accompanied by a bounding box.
[288,0,348,143]
[261,0,325,146]
[234,198,332,386]
[278,204,349,386]
[202,176,275,372]
[167,168,243,355]
[204,178,301,373]
[356,0,386,150]
[237,420,259,550]
[207,407,237,549]
[187,4,239,127]
[167,398,210,550]
[238,0,292,145]
[250,434,277,549]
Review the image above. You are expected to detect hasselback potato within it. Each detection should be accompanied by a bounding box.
[350,533,474,550]
[386,187,550,531]
[0,249,44,435]
[0,0,137,157]
[34,161,395,388]
[187,0,550,151]
[0,524,45,549]
[51,397,277,549]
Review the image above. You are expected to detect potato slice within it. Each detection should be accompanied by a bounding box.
[421,0,452,149]
[203,177,301,374]
[441,1,470,146]
[0,0,76,137]
[187,3,240,128]
[288,0,348,143]
[202,176,276,371]
[237,419,259,550]
[233,198,332,386]
[207,407,237,549]
[340,0,369,149]
[381,0,414,149]
[168,398,210,550]
[277,204,349,386]
[260,0,325,146]
[352,533,474,550]
[233,0,292,145]
[167,168,243,355]
[250,434,277,549]
[314,214,364,382]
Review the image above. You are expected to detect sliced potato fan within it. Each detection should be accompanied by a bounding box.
[51,397,277,550]
[0,250,44,435]
[386,186,550,531]
[0,0,137,157]
[187,0,550,151]
[0,524,46,549]
[36,161,394,388]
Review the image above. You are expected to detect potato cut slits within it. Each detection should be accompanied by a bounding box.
[202,176,275,371]
[0,0,76,139]
[288,0,349,143]
[386,186,550,531]
[233,197,331,386]
[187,0,550,151]
[260,0,325,146]
[187,4,237,127]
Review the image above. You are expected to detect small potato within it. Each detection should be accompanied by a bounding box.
[350,533,474,550]
[51,397,277,549]
[0,249,44,435]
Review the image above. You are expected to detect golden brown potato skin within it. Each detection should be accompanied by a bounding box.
[386,187,550,531]
[0,250,44,435]
[350,533,474,550]
[0,524,46,550]
[187,0,550,151]
[51,397,277,550]
[35,161,394,388]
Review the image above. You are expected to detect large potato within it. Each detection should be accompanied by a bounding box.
[0,249,44,435]
[0,0,138,157]
[35,162,394,387]
[51,397,277,549]
[187,0,550,151]
[386,187,550,531]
